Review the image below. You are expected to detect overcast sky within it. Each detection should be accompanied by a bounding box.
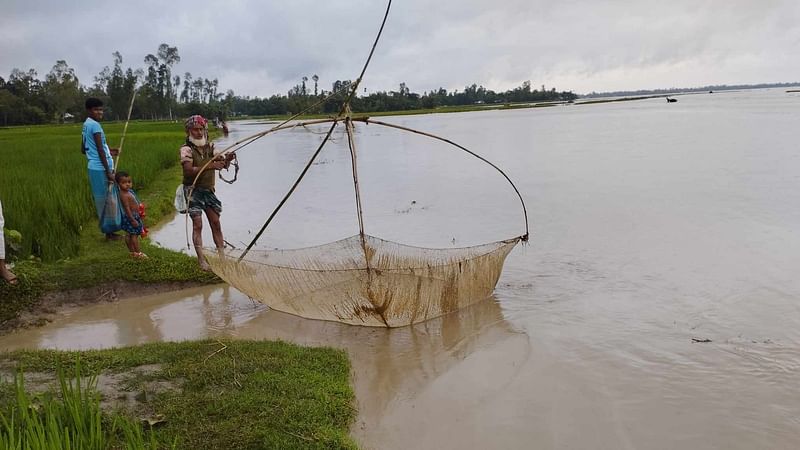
[2,0,799,97]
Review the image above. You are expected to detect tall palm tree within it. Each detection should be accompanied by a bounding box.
[312,74,319,96]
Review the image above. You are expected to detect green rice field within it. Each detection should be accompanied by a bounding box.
[0,121,186,261]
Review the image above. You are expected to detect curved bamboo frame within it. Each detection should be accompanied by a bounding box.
[183,0,530,264]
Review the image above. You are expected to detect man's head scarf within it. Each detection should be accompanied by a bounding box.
[185,114,208,131]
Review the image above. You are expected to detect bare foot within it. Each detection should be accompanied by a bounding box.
[199,260,212,272]
[1,266,18,286]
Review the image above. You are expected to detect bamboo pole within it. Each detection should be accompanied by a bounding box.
[113,88,137,170]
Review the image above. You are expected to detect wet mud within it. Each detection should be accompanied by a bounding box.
[0,281,204,335]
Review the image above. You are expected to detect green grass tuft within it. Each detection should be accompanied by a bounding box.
[0,341,357,449]
[0,358,171,449]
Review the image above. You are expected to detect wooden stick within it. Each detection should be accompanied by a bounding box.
[113,88,138,170]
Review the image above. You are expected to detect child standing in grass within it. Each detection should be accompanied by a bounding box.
[115,172,147,259]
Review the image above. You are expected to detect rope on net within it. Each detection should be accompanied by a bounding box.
[352,117,530,242]
[226,111,531,260]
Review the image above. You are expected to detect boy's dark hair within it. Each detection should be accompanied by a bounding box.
[115,171,130,183]
[85,97,103,109]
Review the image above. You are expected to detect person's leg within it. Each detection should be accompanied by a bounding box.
[130,235,145,257]
[205,207,224,250]
[88,169,106,220]
[124,234,135,253]
[0,201,17,285]
[191,214,209,270]
[0,258,15,284]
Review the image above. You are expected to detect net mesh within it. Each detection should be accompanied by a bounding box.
[205,234,520,327]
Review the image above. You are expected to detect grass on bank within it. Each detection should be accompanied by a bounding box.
[0,340,357,449]
[0,164,219,324]
[0,121,219,324]
[0,121,187,261]
[1,360,172,450]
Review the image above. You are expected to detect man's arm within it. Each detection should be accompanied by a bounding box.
[93,133,114,183]
[182,160,226,178]
[181,146,225,179]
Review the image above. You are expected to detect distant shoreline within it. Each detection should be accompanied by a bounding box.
[581,82,800,99]
[230,93,688,122]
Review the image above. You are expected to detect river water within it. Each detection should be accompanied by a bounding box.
[3,88,800,449]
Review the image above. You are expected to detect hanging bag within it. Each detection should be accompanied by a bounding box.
[174,185,188,214]
[99,183,122,233]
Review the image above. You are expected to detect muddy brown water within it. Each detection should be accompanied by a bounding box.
[3,89,800,449]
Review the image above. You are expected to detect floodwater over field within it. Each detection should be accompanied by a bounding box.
[3,88,800,449]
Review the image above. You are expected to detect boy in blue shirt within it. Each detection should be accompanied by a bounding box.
[82,98,121,240]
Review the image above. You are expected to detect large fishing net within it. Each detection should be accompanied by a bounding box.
[188,1,529,327]
[205,235,520,327]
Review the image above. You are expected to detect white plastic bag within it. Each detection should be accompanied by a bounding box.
[174,185,188,214]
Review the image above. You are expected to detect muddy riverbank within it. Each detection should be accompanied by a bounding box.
[0,281,205,334]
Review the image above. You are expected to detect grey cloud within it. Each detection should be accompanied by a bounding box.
[2,0,799,96]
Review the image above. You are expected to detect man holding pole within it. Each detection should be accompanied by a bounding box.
[82,97,121,240]
[181,114,233,270]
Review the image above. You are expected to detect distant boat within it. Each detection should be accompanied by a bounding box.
[666,97,677,103]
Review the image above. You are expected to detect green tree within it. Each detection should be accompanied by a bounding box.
[42,60,81,122]
[107,52,127,119]
[181,72,192,103]
[142,44,180,118]
[6,69,42,104]
[157,43,180,103]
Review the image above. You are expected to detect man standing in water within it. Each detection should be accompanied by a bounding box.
[82,98,121,240]
[181,115,233,270]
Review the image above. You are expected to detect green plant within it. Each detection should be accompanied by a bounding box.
[0,358,173,449]
[2,229,22,261]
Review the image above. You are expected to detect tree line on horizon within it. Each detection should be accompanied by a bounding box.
[582,81,800,98]
[0,43,578,126]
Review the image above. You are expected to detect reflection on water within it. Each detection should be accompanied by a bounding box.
[0,285,527,449]
[4,89,800,448]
